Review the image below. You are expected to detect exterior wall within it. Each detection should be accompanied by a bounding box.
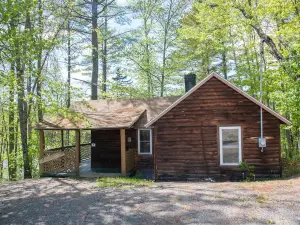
[91,129,138,173]
[135,129,155,179]
[153,77,282,180]
[91,130,121,169]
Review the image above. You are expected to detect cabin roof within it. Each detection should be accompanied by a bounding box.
[36,72,291,130]
[36,96,179,130]
[145,72,292,127]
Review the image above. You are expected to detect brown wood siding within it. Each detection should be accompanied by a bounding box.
[91,130,121,169]
[126,129,137,151]
[154,77,282,180]
[135,129,154,175]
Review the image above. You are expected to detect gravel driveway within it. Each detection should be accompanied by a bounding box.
[0,177,299,225]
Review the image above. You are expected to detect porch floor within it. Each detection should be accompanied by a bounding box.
[79,160,122,178]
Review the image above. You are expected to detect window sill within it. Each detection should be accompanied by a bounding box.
[138,153,152,156]
[219,164,239,168]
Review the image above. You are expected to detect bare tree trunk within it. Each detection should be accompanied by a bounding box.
[143,17,152,97]
[160,1,172,97]
[160,26,168,97]
[16,8,31,179]
[101,3,108,96]
[8,64,16,180]
[91,0,99,100]
[67,20,71,107]
[1,106,8,180]
[285,129,294,158]
[16,57,31,179]
[221,51,227,79]
[37,0,43,122]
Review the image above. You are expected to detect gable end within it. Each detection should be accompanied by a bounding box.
[145,72,291,127]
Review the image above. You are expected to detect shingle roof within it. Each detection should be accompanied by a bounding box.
[36,96,180,130]
[36,72,291,130]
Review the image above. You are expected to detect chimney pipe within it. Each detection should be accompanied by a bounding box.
[184,73,196,93]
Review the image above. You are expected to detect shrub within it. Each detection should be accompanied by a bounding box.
[239,161,256,177]
[282,157,300,177]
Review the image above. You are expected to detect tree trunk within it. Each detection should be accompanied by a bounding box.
[8,64,16,180]
[143,17,152,97]
[91,0,99,100]
[17,8,31,179]
[285,129,294,158]
[221,50,227,79]
[37,0,43,122]
[67,20,71,108]
[101,3,108,96]
[16,57,31,179]
[160,27,168,97]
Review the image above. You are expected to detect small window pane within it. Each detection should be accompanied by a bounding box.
[140,130,150,141]
[222,129,238,148]
[223,147,239,164]
[140,142,150,153]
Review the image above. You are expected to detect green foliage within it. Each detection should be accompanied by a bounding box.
[239,161,256,177]
[282,157,300,177]
[1,0,300,182]
[179,0,300,160]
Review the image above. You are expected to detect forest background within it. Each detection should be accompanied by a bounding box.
[0,0,299,180]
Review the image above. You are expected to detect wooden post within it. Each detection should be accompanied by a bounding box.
[120,129,126,176]
[39,130,45,175]
[61,130,64,151]
[75,130,80,176]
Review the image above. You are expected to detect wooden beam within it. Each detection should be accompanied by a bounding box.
[75,130,81,176]
[40,152,65,164]
[39,130,45,175]
[120,129,126,176]
[61,130,64,151]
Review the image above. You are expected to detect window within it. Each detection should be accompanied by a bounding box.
[138,129,152,155]
[219,126,242,165]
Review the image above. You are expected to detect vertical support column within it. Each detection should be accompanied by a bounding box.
[61,130,65,170]
[61,130,64,151]
[75,130,81,176]
[153,127,157,180]
[39,130,45,175]
[120,129,126,176]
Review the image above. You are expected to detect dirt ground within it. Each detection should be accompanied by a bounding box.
[0,177,299,225]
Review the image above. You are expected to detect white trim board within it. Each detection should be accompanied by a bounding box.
[138,128,153,155]
[219,126,242,166]
[145,72,291,127]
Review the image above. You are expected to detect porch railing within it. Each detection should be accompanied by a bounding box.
[80,143,91,162]
[42,143,91,174]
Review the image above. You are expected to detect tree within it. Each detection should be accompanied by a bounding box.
[178,0,300,158]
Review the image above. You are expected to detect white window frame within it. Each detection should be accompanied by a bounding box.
[138,128,152,155]
[219,126,242,166]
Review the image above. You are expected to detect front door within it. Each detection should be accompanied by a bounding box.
[91,130,121,172]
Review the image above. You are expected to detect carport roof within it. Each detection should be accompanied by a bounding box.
[35,96,179,130]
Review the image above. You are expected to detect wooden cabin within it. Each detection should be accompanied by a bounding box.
[36,72,291,181]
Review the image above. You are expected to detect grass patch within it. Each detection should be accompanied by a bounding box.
[256,195,267,203]
[97,176,153,188]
